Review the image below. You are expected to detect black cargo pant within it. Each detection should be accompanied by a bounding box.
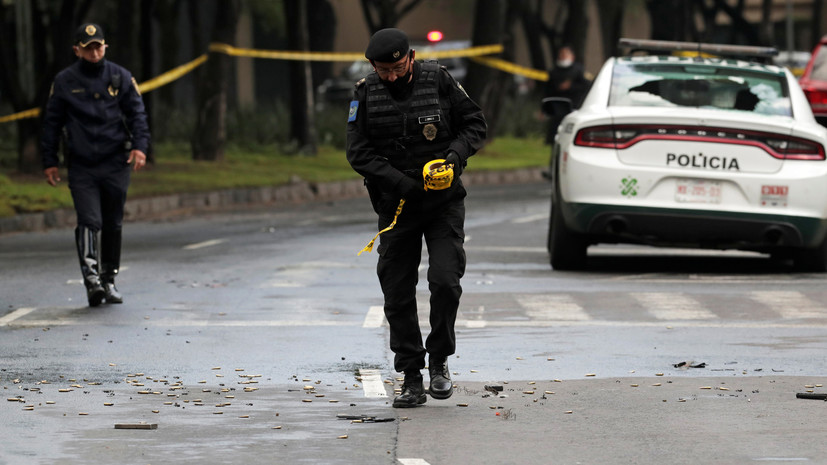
[68,157,131,232]
[376,198,466,374]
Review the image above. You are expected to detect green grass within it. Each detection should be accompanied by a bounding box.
[0,136,548,218]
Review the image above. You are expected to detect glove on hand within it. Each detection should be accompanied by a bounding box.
[397,176,425,201]
[445,151,463,176]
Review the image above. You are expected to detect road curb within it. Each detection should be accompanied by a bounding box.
[0,167,545,235]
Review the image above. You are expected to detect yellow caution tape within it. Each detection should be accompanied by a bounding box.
[1,43,510,123]
[423,159,453,191]
[0,107,41,124]
[469,56,549,81]
[358,199,405,255]
[0,54,209,124]
[137,53,208,94]
[209,42,365,62]
[208,42,503,61]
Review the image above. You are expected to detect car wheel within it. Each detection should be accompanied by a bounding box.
[547,197,588,270]
[792,236,827,272]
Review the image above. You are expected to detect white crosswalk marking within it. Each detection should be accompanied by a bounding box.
[749,291,827,319]
[358,369,387,398]
[362,306,385,328]
[631,292,717,320]
[516,294,592,321]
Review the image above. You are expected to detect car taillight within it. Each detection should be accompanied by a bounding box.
[574,125,636,148]
[802,88,827,112]
[574,124,825,160]
[764,136,825,160]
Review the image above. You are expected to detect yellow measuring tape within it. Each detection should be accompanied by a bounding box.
[358,198,405,256]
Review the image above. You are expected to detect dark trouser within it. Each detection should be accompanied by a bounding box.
[376,199,466,374]
[68,159,131,281]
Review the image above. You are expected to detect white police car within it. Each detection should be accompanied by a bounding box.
[544,39,827,271]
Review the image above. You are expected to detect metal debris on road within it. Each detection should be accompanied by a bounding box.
[673,361,706,369]
[336,414,394,423]
[114,422,157,429]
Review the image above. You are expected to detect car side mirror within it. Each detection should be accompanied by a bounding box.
[541,97,573,117]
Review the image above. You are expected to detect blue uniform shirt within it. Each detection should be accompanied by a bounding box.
[41,59,150,168]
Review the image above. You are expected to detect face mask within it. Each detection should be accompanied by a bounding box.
[387,71,412,93]
[557,59,573,68]
[79,57,105,72]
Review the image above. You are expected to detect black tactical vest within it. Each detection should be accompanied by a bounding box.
[365,60,454,173]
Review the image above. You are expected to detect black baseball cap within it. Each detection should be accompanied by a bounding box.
[365,28,409,63]
[75,23,105,47]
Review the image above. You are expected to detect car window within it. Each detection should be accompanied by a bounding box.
[609,59,791,117]
[811,45,827,81]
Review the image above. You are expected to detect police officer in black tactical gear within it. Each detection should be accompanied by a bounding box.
[346,28,487,408]
[41,23,150,307]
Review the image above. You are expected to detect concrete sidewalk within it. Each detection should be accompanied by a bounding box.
[0,167,545,236]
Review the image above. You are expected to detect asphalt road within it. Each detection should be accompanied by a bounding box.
[2,181,827,464]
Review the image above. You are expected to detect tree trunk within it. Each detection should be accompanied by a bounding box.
[464,0,509,138]
[563,0,588,60]
[308,0,336,92]
[0,0,90,173]
[191,0,239,161]
[595,0,625,60]
[812,0,824,48]
[647,0,693,42]
[284,0,317,155]
[140,0,155,162]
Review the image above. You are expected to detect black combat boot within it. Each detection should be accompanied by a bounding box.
[428,357,454,399]
[75,226,105,307]
[392,371,426,408]
[100,228,123,304]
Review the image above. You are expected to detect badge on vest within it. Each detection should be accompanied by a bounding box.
[419,115,439,141]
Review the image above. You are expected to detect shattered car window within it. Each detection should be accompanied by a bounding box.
[609,58,792,117]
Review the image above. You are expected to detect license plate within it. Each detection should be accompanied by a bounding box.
[675,179,721,204]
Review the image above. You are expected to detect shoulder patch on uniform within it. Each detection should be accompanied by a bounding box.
[348,100,359,122]
[355,78,366,88]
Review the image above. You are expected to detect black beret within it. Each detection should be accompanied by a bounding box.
[76,23,105,47]
[365,28,409,63]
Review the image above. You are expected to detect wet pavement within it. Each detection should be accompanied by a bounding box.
[3,181,827,464]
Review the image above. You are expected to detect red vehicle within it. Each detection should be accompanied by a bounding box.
[800,35,827,127]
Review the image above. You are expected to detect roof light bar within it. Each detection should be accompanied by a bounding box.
[618,38,778,58]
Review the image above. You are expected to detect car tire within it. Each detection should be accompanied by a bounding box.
[548,196,588,270]
[792,237,827,272]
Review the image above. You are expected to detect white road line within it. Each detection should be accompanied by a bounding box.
[182,238,226,250]
[516,294,592,321]
[464,246,546,253]
[398,459,431,465]
[511,213,548,224]
[750,291,827,319]
[631,292,717,320]
[6,318,827,329]
[363,306,385,328]
[0,307,36,325]
[358,369,387,398]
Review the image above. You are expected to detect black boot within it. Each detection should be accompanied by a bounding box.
[392,372,426,408]
[428,357,454,399]
[75,226,105,307]
[101,228,123,304]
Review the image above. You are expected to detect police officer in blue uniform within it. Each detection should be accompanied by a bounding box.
[41,23,150,307]
[346,28,487,408]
